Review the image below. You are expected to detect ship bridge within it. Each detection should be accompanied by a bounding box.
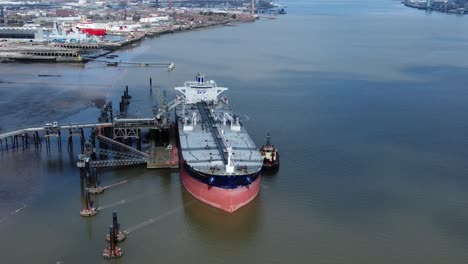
[175,74,227,104]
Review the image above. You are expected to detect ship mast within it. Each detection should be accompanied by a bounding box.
[226,145,235,174]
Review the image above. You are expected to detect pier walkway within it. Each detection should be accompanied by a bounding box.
[0,84,179,169]
[0,122,112,140]
[83,57,173,67]
[0,119,178,169]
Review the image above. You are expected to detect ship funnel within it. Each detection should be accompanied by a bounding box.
[196,73,205,83]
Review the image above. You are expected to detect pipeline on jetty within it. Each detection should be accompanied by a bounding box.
[85,57,174,67]
[0,81,179,170]
[1,81,180,172]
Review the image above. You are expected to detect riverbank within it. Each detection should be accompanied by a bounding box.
[0,14,257,64]
[403,0,468,14]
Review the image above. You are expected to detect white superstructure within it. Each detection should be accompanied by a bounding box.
[175,75,227,104]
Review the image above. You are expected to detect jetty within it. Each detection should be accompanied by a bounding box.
[0,80,180,170]
[84,57,174,69]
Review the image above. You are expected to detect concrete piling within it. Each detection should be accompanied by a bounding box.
[88,167,104,194]
[106,211,126,242]
[103,225,123,259]
[150,77,152,92]
[33,131,41,149]
[80,188,97,217]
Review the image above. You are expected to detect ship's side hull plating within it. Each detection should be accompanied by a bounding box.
[176,129,261,213]
[79,28,106,36]
[179,160,261,213]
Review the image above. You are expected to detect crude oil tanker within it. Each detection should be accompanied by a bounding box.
[175,74,263,213]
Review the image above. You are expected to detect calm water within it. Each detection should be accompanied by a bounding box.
[2,0,468,263]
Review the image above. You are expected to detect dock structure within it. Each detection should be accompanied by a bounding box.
[147,124,179,169]
[0,45,84,63]
[0,122,112,140]
[106,211,126,242]
[103,225,123,259]
[0,32,142,63]
[0,118,178,168]
[80,188,98,217]
[0,122,111,151]
[83,56,174,69]
[0,81,181,170]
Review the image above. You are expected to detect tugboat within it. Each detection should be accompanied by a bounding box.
[260,132,279,170]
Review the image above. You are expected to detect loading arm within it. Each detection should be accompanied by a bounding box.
[156,96,185,119]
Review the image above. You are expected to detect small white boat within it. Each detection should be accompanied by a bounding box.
[168,63,175,71]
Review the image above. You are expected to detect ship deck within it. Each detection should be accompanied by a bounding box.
[177,101,262,176]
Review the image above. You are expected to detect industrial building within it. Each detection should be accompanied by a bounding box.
[0,27,43,39]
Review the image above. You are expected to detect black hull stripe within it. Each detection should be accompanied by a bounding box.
[183,162,260,189]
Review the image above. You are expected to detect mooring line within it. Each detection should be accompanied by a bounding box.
[97,200,127,210]
[123,200,195,235]
[0,202,28,224]
[102,180,128,190]
[12,203,27,214]
[96,181,185,211]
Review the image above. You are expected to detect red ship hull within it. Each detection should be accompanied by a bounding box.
[180,163,261,213]
[79,28,106,36]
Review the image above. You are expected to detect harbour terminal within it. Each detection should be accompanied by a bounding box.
[0,0,286,63]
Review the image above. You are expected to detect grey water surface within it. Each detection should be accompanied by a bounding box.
[1,0,468,263]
